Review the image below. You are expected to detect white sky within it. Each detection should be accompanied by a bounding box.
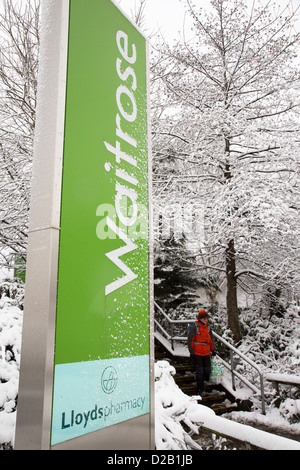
[117,0,300,42]
[116,0,193,41]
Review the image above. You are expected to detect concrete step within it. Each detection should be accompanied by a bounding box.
[193,394,239,415]
[173,363,195,374]
[201,394,227,407]
[211,401,238,415]
[174,373,196,385]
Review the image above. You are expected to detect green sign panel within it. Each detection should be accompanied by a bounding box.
[51,0,150,446]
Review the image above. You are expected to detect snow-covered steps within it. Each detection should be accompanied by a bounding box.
[201,389,237,413]
[172,361,238,415]
[155,337,240,415]
[190,386,238,415]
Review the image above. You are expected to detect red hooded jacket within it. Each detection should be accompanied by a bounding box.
[188,320,214,356]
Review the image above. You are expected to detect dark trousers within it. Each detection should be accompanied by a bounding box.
[192,355,211,393]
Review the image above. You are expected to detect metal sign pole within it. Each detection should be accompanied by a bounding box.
[14,0,70,450]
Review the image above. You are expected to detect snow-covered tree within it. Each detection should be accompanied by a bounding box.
[154,233,205,311]
[152,0,300,341]
[0,0,40,273]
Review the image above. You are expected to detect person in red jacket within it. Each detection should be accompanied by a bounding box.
[187,309,216,395]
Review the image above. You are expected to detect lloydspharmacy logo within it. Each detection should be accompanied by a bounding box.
[101,366,118,394]
[59,363,147,433]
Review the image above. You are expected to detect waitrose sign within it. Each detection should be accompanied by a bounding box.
[51,0,150,446]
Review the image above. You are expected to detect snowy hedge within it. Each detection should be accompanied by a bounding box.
[0,280,23,450]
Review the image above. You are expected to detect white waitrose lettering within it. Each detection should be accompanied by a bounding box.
[104,218,138,296]
[96,30,140,296]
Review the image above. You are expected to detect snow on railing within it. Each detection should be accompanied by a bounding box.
[266,373,300,386]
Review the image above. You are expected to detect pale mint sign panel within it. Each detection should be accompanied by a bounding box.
[51,356,149,445]
[51,0,150,446]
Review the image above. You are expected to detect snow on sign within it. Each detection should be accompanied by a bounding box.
[50,0,150,446]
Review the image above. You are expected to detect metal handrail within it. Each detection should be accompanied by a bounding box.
[211,330,266,414]
[154,301,266,415]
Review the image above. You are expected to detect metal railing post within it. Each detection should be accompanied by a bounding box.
[170,323,174,350]
[260,373,266,415]
[230,350,236,391]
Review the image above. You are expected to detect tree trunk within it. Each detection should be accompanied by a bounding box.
[225,239,241,342]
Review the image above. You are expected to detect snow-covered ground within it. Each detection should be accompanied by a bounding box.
[1,287,300,450]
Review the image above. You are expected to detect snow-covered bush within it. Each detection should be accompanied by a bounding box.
[279,399,300,424]
[0,280,24,449]
[155,360,202,450]
[238,305,300,379]
[0,279,24,310]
